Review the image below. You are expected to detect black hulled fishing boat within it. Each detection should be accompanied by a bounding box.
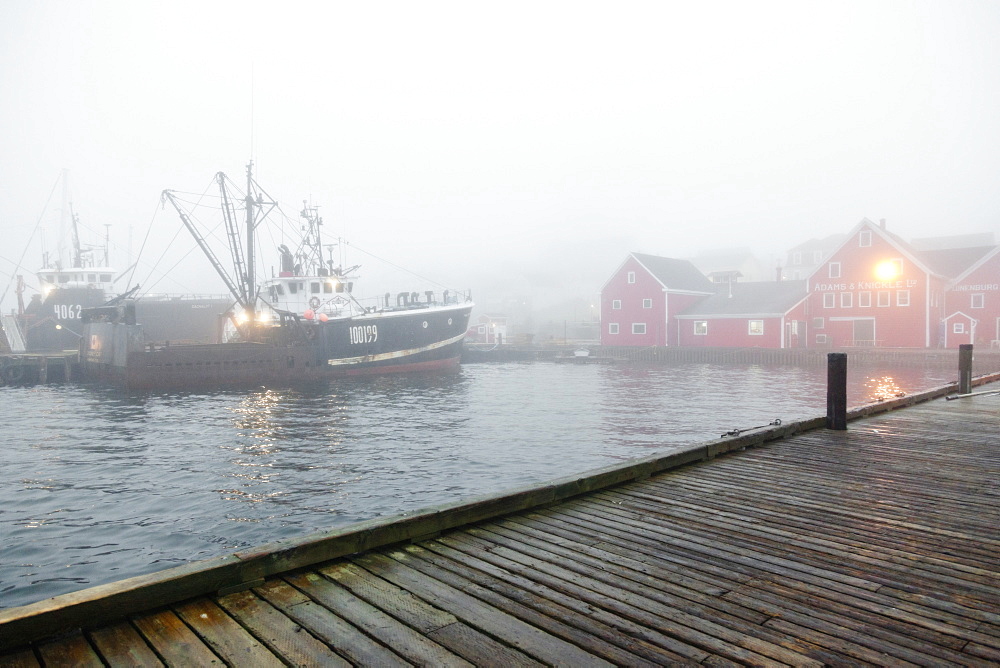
[79,163,473,390]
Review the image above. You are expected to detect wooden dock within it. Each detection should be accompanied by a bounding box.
[1,380,998,666]
[0,353,78,386]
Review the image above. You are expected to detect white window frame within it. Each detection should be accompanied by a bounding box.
[897,290,910,307]
[627,271,636,284]
[813,317,824,329]
[859,291,871,308]
[612,299,622,310]
[841,292,853,308]
[642,298,652,309]
[748,320,764,336]
[859,230,872,247]
[608,323,619,334]
[953,322,965,334]
[877,291,890,307]
[694,321,708,335]
[632,323,646,335]
[816,334,828,344]
[829,262,841,279]
[972,294,985,309]
[823,293,835,308]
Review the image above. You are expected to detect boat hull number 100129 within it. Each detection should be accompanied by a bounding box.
[349,325,378,344]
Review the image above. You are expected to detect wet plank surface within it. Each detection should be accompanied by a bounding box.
[2,393,998,666]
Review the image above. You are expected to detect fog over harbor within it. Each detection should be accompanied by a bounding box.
[1,1,999,323]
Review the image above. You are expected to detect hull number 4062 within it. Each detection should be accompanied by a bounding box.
[349,325,378,344]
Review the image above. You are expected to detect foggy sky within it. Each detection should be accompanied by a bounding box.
[2,1,999,315]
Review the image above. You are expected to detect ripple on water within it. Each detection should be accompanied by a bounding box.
[0,362,953,608]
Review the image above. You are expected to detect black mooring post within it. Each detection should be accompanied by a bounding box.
[959,344,973,395]
[827,352,847,430]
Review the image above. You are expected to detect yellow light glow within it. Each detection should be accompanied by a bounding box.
[874,260,899,281]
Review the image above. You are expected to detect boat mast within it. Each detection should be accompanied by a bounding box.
[245,163,255,323]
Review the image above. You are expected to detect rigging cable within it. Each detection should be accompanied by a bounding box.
[0,173,61,311]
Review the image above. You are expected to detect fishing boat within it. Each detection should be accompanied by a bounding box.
[2,172,231,354]
[78,163,473,390]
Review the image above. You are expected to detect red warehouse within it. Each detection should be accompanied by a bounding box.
[675,280,809,348]
[600,253,714,346]
[806,219,951,348]
[943,245,1000,348]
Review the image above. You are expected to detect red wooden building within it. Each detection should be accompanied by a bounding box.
[599,253,714,346]
[675,281,809,348]
[600,220,998,350]
[943,246,1000,348]
[805,219,999,349]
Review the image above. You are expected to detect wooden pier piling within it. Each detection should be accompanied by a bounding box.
[825,352,847,430]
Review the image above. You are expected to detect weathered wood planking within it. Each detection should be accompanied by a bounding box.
[1,384,998,666]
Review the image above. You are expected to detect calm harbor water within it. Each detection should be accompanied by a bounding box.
[0,360,955,609]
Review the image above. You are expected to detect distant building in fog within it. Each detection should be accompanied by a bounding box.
[782,233,846,280]
[599,218,1000,349]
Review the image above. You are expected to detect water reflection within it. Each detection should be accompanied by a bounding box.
[862,375,906,403]
[0,362,958,609]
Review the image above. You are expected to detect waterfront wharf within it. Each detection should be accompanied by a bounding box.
[0,353,77,386]
[1,378,998,666]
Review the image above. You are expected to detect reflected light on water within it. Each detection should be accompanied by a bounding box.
[863,375,906,403]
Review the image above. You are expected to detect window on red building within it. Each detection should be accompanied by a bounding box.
[632,323,646,334]
[627,271,636,284]
[859,231,872,247]
[608,323,619,334]
[823,293,835,308]
[859,291,871,307]
[897,290,910,307]
[877,291,890,307]
[816,334,827,344]
[841,293,852,308]
[642,298,652,308]
[612,299,621,309]
[813,317,824,329]
[829,262,841,278]
[953,322,965,334]
[972,294,985,308]
[694,321,707,335]
[748,320,764,335]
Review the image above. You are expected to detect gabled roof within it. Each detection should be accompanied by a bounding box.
[916,246,996,280]
[807,218,940,282]
[677,280,808,318]
[939,245,1000,288]
[910,233,995,251]
[631,253,715,293]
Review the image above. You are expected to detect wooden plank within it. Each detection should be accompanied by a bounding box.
[0,648,40,668]
[87,621,164,667]
[407,539,705,666]
[174,597,282,666]
[600,487,1000,597]
[319,562,543,667]
[35,632,103,668]
[130,609,221,666]
[354,550,616,667]
[456,528,826,667]
[487,519,769,623]
[425,534,714,664]
[252,578,408,666]
[395,543,675,667]
[284,570,474,667]
[215,589,349,667]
